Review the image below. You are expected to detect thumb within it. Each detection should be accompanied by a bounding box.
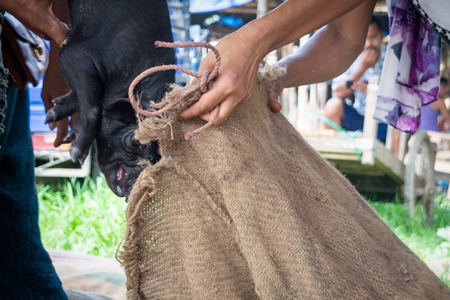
[268,94,282,113]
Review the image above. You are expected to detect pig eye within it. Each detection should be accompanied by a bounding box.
[122,131,140,153]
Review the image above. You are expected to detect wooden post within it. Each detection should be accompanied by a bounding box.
[296,35,311,131]
[363,75,379,140]
[282,87,297,126]
[398,131,408,161]
[385,125,394,151]
[257,0,268,18]
[297,86,309,131]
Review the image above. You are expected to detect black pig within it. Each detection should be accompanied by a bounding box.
[46,0,176,197]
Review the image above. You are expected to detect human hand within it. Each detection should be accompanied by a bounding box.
[351,80,368,95]
[268,72,286,113]
[42,40,77,147]
[0,0,67,44]
[179,31,266,125]
[360,46,379,70]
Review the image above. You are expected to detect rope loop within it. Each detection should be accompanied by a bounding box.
[128,41,221,140]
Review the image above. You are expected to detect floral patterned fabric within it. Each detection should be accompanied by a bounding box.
[374,0,441,132]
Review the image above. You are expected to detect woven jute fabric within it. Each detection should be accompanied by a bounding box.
[120,65,450,299]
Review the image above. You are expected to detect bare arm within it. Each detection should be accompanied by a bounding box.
[0,0,66,44]
[276,0,377,88]
[41,0,73,147]
[334,82,354,99]
[180,0,369,124]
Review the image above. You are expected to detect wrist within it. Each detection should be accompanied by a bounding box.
[349,68,365,81]
[233,21,270,62]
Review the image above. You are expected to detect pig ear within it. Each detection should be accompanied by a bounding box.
[104,98,137,123]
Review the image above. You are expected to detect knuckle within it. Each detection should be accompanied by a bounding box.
[197,102,212,114]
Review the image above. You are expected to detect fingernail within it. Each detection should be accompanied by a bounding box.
[49,123,56,130]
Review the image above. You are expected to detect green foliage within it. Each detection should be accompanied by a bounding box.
[369,194,450,286]
[38,177,126,258]
[369,195,450,261]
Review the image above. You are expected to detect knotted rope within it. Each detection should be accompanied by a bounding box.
[128,41,221,140]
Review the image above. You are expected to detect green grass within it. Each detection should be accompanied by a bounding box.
[37,178,450,272]
[38,177,126,258]
[368,195,450,286]
[369,195,450,262]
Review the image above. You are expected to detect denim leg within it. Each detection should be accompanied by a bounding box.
[0,21,68,300]
[0,17,7,151]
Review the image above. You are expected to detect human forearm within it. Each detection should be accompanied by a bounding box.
[276,24,362,88]
[238,0,366,65]
[274,0,376,88]
[180,0,375,124]
[42,0,71,147]
[334,82,353,99]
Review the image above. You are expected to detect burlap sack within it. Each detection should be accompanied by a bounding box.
[120,65,450,299]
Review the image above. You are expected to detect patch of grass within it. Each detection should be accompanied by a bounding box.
[38,177,126,258]
[369,194,450,262]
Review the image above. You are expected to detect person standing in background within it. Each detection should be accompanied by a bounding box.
[0,10,69,299]
[321,16,387,141]
[419,77,450,132]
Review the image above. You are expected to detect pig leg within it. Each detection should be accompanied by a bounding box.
[49,54,103,165]
[45,91,78,123]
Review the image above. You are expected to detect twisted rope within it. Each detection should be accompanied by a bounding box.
[128,41,221,140]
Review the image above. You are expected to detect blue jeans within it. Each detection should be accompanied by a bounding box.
[342,99,387,143]
[0,18,67,299]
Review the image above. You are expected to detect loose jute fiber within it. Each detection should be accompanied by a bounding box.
[120,43,450,299]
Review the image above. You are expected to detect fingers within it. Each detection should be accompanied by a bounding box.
[180,90,241,125]
[178,94,216,120]
[178,53,219,119]
[53,112,78,148]
[181,88,281,125]
[179,68,255,124]
[351,82,360,90]
[4,1,68,44]
[179,74,252,125]
[361,48,379,68]
[179,72,281,124]
[54,119,69,147]
[211,96,239,125]
[38,1,68,44]
[37,15,67,44]
[178,32,262,125]
[351,81,368,94]
[268,95,282,113]
[268,76,284,113]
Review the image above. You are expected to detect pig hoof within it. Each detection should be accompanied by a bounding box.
[69,146,87,165]
[45,110,57,124]
[63,131,76,143]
